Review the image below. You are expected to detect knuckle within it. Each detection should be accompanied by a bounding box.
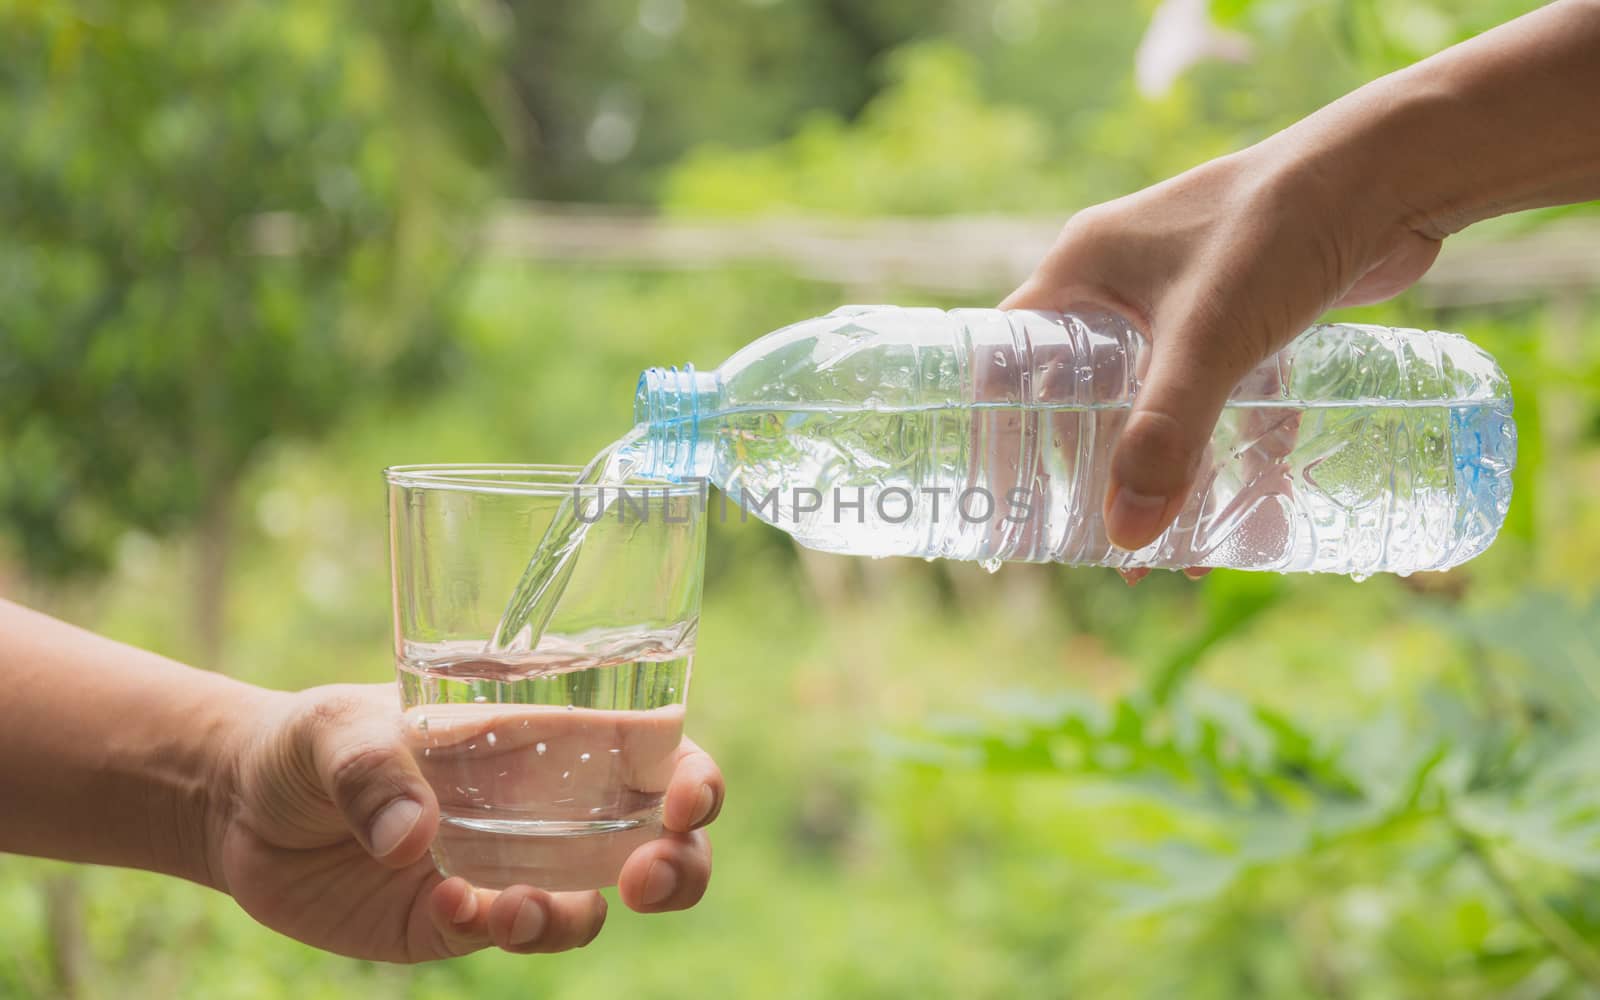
[328,741,404,801]
[297,687,367,733]
[681,748,717,777]
[1040,206,1114,274]
[1062,203,1114,242]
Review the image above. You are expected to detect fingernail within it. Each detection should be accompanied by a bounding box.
[369,798,422,859]
[642,860,678,906]
[690,784,716,828]
[510,899,546,946]
[452,891,479,925]
[1106,486,1169,550]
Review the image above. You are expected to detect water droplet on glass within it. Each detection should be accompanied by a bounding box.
[535,742,547,755]
[416,716,429,734]
[992,351,1008,368]
[561,771,571,780]
[565,704,575,712]
[473,695,487,703]
[485,732,497,747]
[423,747,431,757]
[579,752,591,763]
[609,747,622,755]
[980,556,1003,574]
[666,687,675,695]
[467,743,476,751]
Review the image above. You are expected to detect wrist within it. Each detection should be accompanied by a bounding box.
[1261,1,1600,242]
[174,679,286,894]
[1250,77,1440,248]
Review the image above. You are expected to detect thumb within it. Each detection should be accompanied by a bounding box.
[303,687,440,867]
[1105,329,1258,551]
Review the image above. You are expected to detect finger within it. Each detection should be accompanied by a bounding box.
[617,829,713,914]
[1118,567,1150,587]
[999,275,1051,311]
[425,877,497,958]
[1105,327,1261,551]
[303,686,440,867]
[1333,232,1441,308]
[487,886,608,954]
[1183,567,1212,580]
[661,738,725,833]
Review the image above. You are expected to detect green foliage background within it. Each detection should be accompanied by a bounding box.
[3,1,1600,997]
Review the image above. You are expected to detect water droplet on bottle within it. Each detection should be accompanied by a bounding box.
[993,351,1008,368]
[610,747,622,755]
[565,704,575,711]
[423,747,431,757]
[667,687,675,695]
[535,742,547,755]
[473,695,487,703]
[467,743,476,751]
[485,732,497,747]
[980,556,1003,574]
[1349,571,1371,583]
[579,752,591,763]
[561,770,571,780]
[416,716,430,733]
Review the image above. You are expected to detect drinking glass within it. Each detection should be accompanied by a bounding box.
[386,464,706,891]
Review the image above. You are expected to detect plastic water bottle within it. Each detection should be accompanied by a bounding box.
[632,306,1515,576]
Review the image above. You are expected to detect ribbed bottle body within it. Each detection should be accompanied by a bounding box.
[635,307,1515,575]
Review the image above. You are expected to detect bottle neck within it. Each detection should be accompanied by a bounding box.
[633,364,721,480]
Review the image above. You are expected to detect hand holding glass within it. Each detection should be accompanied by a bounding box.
[387,465,706,891]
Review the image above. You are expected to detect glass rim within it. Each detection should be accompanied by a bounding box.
[384,463,704,497]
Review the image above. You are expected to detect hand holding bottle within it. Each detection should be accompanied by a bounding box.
[1003,0,1600,560]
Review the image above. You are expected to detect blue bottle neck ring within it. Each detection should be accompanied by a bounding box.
[634,364,721,481]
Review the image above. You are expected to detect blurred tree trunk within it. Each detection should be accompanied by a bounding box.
[45,873,86,999]
[193,482,235,669]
